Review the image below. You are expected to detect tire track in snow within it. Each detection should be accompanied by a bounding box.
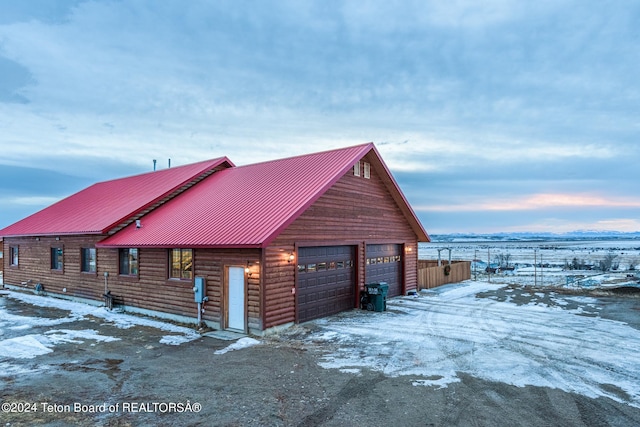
[308,283,640,408]
[422,290,640,406]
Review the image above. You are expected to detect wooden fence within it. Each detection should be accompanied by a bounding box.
[417,260,471,290]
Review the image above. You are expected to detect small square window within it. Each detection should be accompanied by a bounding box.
[298,264,306,273]
[353,162,361,177]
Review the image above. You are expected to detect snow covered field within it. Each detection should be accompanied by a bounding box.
[306,281,640,409]
[420,238,640,269]
[420,238,640,288]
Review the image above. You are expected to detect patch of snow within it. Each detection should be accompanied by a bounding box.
[214,337,261,355]
[160,333,200,346]
[4,291,200,346]
[0,310,83,329]
[44,329,121,345]
[9,324,32,331]
[565,296,600,305]
[339,368,362,375]
[312,331,340,341]
[0,335,53,359]
[0,361,48,376]
[413,376,461,389]
[0,329,120,359]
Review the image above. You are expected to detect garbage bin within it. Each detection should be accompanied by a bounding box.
[365,282,389,312]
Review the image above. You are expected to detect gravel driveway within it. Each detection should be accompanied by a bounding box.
[2,283,640,426]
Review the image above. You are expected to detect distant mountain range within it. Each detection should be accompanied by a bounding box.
[430,231,640,243]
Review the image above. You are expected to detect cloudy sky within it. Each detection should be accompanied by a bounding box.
[1,0,639,234]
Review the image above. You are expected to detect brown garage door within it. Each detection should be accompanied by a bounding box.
[297,246,355,323]
[366,244,403,297]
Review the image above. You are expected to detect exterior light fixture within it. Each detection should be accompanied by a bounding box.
[245,262,252,276]
[288,252,295,263]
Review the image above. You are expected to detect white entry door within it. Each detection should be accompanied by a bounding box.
[227,266,246,331]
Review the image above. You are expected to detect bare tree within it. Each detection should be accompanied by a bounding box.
[599,253,618,272]
[567,257,587,270]
[495,253,512,268]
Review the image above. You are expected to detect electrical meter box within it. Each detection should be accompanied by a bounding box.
[193,277,206,303]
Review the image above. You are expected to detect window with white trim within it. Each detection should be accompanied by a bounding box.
[353,161,361,176]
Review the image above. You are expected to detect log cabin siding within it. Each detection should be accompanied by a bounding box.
[274,155,417,246]
[404,241,418,293]
[3,237,261,329]
[105,247,198,319]
[263,245,296,328]
[3,235,105,299]
[265,155,420,327]
[193,248,262,331]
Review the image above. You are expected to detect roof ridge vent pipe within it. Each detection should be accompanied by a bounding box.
[168,158,171,168]
[153,159,157,171]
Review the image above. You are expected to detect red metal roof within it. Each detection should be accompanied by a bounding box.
[98,144,429,248]
[0,158,233,237]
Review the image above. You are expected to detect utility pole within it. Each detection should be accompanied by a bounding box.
[534,249,538,287]
[488,247,491,283]
[540,251,543,287]
[474,249,478,281]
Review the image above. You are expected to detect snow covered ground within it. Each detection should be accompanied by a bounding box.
[0,290,201,363]
[305,281,640,409]
[0,289,263,374]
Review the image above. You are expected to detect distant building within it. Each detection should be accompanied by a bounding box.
[1,144,429,334]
